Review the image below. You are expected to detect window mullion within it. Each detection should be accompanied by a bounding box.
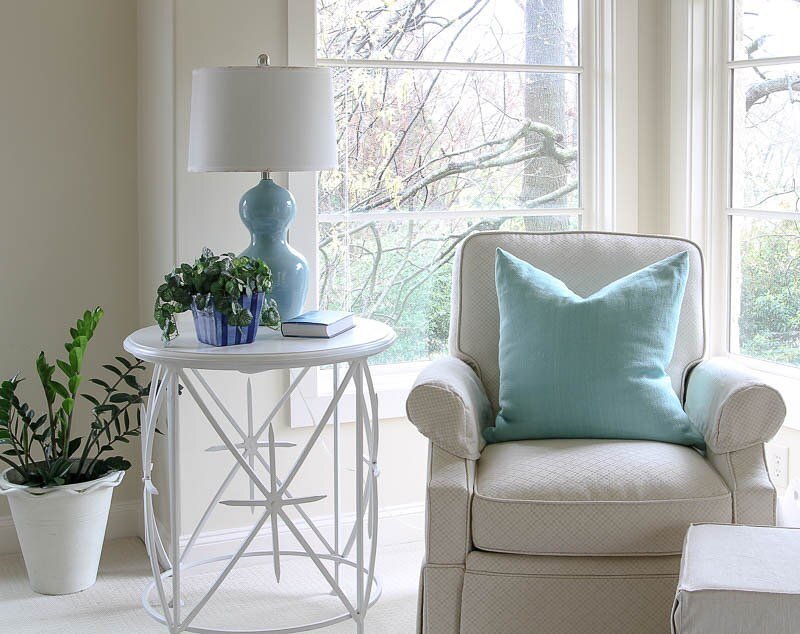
[319,57,583,74]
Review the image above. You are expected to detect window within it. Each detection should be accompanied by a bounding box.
[726,0,800,369]
[286,0,610,426]
[315,0,587,366]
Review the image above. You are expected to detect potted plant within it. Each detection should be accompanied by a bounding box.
[154,248,281,346]
[0,307,149,595]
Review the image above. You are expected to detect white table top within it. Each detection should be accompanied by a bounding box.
[123,318,396,371]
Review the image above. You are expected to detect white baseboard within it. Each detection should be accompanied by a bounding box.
[153,502,425,564]
[0,514,17,556]
[1,499,425,562]
[0,498,144,556]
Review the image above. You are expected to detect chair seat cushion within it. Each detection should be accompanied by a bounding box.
[472,439,731,556]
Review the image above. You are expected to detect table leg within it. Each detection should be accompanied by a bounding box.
[333,362,341,587]
[166,368,181,631]
[141,363,174,629]
[355,359,365,634]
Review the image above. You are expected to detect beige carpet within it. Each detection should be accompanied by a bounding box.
[0,537,423,633]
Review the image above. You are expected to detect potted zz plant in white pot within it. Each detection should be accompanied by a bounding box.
[0,307,149,595]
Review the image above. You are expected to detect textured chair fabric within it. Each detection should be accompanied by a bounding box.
[462,552,681,634]
[407,357,492,460]
[425,444,475,565]
[449,232,705,412]
[672,524,800,634]
[472,439,731,556]
[706,443,778,524]
[685,357,786,453]
[407,232,785,634]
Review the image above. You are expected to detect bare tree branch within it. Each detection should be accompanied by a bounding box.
[746,73,800,111]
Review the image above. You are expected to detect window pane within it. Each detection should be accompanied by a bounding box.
[731,215,800,367]
[319,214,580,364]
[733,0,800,60]
[318,67,580,215]
[317,0,579,66]
[731,64,800,211]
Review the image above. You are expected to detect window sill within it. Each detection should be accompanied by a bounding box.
[289,360,427,428]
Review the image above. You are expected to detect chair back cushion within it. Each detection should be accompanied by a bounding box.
[450,231,705,413]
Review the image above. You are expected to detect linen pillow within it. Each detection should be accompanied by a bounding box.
[485,248,704,448]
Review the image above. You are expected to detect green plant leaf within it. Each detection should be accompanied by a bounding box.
[94,404,119,414]
[30,414,47,430]
[102,364,122,376]
[103,456,132,473]
[121,374,140,390]
[69,346,83,372]
[50,380,69,399]
[68,375,82,394]
[66,438,82,457]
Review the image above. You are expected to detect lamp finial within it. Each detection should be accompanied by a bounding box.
[257,53,271,67]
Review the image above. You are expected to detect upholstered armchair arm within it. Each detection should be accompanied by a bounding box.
[406,357,492,460]
[685,357,786,453]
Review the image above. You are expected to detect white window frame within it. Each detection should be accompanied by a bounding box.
[286,0,634,427]
[672,0,800,429]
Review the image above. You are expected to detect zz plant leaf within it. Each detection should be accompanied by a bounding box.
[154,248,281,344]
[0,308,151,488]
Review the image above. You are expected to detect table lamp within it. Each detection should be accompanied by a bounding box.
[187,54,337,320]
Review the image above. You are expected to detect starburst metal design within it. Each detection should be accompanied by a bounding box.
[140,359,382,633]
[195,378,326,582]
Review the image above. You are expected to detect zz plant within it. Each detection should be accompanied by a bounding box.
[154,248,281,343]
[0,308,149,487]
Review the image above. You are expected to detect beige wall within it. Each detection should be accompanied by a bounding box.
[0,0,139,523]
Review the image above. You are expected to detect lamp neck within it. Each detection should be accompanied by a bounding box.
[261,171,270,181]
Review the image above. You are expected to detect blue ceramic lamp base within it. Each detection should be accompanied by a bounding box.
[239,176,308,321]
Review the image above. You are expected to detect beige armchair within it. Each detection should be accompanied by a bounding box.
[406,231,786,634]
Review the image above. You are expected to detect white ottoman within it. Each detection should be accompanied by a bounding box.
[672,523,800,633]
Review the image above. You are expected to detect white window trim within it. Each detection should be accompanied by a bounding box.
[671,0,800,430]
[286,0,634,427]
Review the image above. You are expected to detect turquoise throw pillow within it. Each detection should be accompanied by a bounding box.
[485,248,704,448]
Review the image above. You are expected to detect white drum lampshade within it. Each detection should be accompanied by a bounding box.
[188,65,337,172]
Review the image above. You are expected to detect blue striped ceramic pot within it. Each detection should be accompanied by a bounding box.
[190,292,265,347]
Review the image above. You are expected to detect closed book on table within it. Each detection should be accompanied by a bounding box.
[281,310,355,338]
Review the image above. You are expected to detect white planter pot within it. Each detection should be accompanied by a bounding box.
[0,467,124,595]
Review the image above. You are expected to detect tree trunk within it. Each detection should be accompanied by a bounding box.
[522,0,571,231]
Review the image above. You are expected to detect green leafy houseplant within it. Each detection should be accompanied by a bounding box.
[0,308,149,488]
[154,248,281,343]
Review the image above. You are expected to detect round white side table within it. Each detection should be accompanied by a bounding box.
[124,318,396,633]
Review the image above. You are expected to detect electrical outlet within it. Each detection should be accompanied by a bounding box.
[766,444,790,489]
